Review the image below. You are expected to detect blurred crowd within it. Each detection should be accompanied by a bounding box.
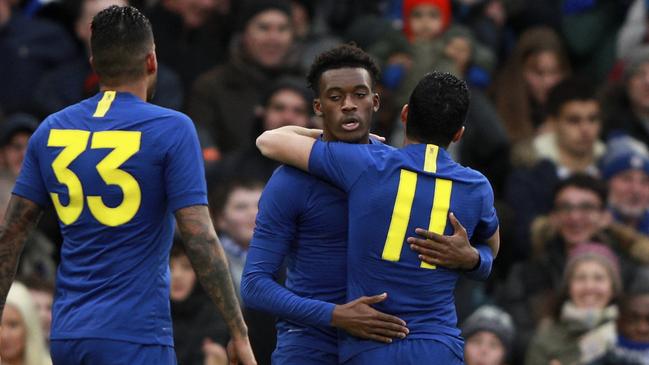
[2,0,649,364]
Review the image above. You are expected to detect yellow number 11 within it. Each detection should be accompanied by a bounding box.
[381,145,453,270]
[48,129,142,227]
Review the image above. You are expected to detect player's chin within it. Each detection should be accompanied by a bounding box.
[334,128,369,143]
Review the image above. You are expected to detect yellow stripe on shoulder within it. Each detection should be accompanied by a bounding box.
[93,91,116,118]
[423,144,439,173]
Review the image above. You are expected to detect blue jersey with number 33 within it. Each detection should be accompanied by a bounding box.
[308,140,499,363]
[13,91,207,346]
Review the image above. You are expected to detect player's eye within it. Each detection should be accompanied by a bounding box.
[356,93,367,98]
[329,95,341,101]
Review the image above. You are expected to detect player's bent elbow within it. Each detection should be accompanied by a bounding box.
[256,131,276,157]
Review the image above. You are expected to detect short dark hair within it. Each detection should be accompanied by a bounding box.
[20,274,55,294]
[306,44,380,95]
[90,5,153,85]
[546,77,598,117]
[208,178,265,217]
[552,173,608,207]
[406,72,469,147]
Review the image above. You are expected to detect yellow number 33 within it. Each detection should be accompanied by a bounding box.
[47,129,142,227]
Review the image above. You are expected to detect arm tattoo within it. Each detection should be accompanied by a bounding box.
[0,196,43,317]
[175,205,248,338]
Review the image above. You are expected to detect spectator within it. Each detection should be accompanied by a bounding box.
[21,275,55,346]
[397,0,495,100]
[505,77,604,259]
[286,0,340,74]
[601,136,649,235]
[0,281,51,365]
[462,305,515,365]
[209,178,275,364]
[0,0,76,115]
[212,77,313,184]
[146,0,231,94]
[602,46,649,146]
[491,26,570,146]
[210,178,264,295]
[560,0,626,81]
[188,0,296,156]
[33,0,184,117]
[590,268,649,364]
[0,113,38,178]
[498,175,649,364]
[169,240,229,365]
[525,243,621,365]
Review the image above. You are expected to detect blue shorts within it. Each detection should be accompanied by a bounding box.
[50,339,177,365]
[343,339,464,365]
[272,345,338,365]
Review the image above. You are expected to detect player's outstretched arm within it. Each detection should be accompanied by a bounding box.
[256,126,321,171]
[0,196,43,318]
[175,205,257,365]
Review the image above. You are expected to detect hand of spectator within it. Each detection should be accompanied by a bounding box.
[331,293,409,343]
[203,338,228,365]
[225,336,257,365]
[407,213,479,270]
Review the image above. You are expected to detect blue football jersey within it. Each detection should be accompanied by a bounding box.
[13,91,207,345]
[308,141,499,362]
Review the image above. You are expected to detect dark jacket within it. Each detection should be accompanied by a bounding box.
[171,286,229,365]
[188,48,296,154]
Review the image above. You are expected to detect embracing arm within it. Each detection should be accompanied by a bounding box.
[0,196,43,317]
[175,205,256,364]
[256,126,321,171]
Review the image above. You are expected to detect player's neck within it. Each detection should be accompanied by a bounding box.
[99,83,148,102]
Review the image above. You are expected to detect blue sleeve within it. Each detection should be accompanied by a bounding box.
[163,114,208,212]
[308,140,374,192]
[241,169,335,327]
[463,244,493,281]
[472,178,499,243]
[12,124,50,207]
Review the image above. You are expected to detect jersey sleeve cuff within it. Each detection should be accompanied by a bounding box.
[12,184,50,208]
[168,191,208,213]
[463,244,493,281]
[307,140,326,175]
[316,301,337,327]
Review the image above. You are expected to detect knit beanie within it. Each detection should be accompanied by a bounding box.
[402,0,452,40]
[563,243,623,297]
[237,0,291,32]
[462,305,515,353]
[600,136,649,180]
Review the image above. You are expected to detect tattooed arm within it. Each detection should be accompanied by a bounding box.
[175,205,256,365]
[0,196,43,318]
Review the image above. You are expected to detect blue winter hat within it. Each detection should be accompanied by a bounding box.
[601,136,649,180]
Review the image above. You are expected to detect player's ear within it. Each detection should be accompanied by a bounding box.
[372,92,380,112]
[313,99,322,116]
[89,56,96,72]
[400,104,409,126]
[451,126,465,143]
[146,51,157,75]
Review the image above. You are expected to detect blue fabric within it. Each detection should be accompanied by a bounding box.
[308,141,498,362]
[343,339,464,365]
[464,244,494,281]
[50,339,177,365]
[562,0,597,15]
[241,165,347,355]
[271,344,338,365]
[13,91,207,346]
